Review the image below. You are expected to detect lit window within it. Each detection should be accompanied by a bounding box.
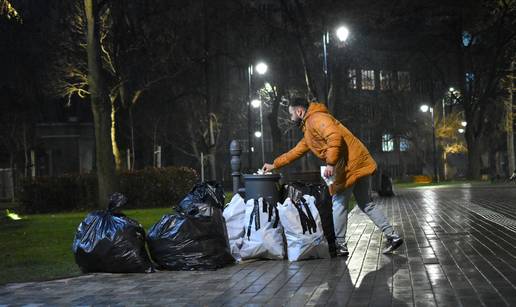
[397,71,410,91]
[400,137,410,152]
[348,69,357,89]
[382,134,394,152]
[465,72,475,82]
[380,70,393,90]
[361,70,375,90]
[462,31,472,47]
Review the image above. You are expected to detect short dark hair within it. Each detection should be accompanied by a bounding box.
[289,97,309,109]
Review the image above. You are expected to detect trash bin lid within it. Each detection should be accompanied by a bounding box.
[243,173,282,181]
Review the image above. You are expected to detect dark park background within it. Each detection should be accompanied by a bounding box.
[0,0,514,210]
[1,0,515,209]
[1,0,515,211]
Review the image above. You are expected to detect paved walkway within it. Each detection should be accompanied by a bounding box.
[2,184,516,306]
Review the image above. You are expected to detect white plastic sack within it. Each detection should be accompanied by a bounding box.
[223,194,246,261]
[240,198,285,260]
[278,195,330,261]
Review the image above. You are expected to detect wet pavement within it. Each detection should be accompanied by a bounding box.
[2,184,516,306]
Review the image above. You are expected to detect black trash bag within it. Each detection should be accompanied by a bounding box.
[147,183,234,271]
[177,181,225,215]
[282,182,336,245]
[378,173,395,197]
[72,193,153,273]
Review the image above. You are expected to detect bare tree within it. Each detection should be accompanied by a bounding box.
[83,0,117,207]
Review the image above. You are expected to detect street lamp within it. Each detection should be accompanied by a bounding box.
[247,62,268,170]
[420,105,429,113]
[323,25,350,106]
[461,121,467,127]
[458,128,465,134]
[255,62,268,75]
[420,104,439,183]
[251,99,261,108]
[336,26,350,42]
[251,99,265,165]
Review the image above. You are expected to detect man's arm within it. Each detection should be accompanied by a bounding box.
[266,138,310,170]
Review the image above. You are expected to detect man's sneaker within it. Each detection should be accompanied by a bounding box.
[382,233,403,254]
[336,243,349,257]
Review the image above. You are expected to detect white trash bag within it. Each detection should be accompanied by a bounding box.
[278,195,330,261]
[240,197,285,260]
[223,194,246,261]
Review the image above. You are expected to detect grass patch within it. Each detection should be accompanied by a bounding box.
[0,207,172,285]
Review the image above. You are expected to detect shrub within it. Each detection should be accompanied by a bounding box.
[18,167,198,214]
[119,167,198,209]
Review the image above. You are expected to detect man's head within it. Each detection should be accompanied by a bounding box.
[288,98,309,126]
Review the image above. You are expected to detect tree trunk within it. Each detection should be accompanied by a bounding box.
[267,91,283,157]
[488,147,496,181]
[202,0,218,181]
[329,49,345,114]
[23,122,28,177]
[129,106,135,171]
[279,0,319,99]
[466,131,482,180]
[84,0,118,208]
[110,100,122,171]
[208,147,217,181]
[506,60,515,176]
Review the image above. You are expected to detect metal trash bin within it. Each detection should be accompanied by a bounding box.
[243,174,282,205]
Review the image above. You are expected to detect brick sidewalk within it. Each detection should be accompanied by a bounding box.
[1,185,516,306]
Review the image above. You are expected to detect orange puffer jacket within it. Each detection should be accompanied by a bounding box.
[273,103,377,195]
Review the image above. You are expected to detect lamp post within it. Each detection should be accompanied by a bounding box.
[251,99,265,165]
[247,62,268,170]
[420,104,439,183]
[322,25,350,106]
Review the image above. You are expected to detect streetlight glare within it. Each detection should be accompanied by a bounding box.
[255,62,268,75]
[449,87,455,92]
[461,121,467,127]
[336,26,350,42]
[254,131,262,138]
[251,99,261,108]
[420,105,429,113]
[458,128,465,134]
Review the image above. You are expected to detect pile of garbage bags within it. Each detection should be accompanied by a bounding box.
[240,197,285,260]
[72,180,339,274]
[278,195,329,261]
[225,182,333,262]
[223,194,246,261]
[72,182,234,273]
[147,182,234,270]
[72,193,153,273]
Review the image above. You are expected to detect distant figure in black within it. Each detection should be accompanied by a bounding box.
[378,171,395,197]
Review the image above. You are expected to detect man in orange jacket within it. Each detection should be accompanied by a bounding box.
[262,98,403,255]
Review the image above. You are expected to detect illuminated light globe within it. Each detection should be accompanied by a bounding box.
[251,99,261,108]
[336,26,350,42]
[255,62,268,75]
[420,105,429,113]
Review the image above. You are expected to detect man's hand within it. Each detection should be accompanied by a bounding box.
[262,163,275,173]
[324,165,334,178]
